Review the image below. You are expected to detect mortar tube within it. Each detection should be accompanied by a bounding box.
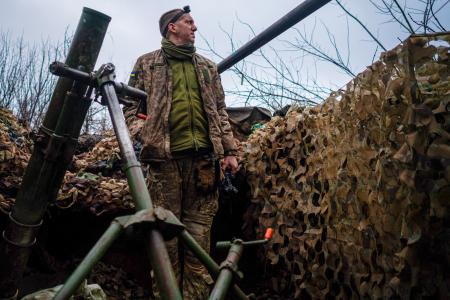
[0,8,111,298]
[0,81,90,299]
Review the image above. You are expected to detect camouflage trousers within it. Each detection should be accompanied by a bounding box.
[146,153,219,299]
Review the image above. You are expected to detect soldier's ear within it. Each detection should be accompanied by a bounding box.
[167,23,177,36]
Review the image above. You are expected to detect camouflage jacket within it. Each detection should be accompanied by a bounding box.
[129,49,236,160]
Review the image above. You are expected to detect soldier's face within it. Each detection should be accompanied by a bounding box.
[171,14,197,45]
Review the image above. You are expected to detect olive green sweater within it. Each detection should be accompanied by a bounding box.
[167,58,212,153]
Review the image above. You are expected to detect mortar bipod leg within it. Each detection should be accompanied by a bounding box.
[209,241,244,300]
[180,230,249,300]
[97,64,182,300]
[54,219,124,300]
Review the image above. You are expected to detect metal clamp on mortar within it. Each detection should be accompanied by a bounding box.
[2,213,43,248]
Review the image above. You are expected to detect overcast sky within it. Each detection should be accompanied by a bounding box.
[1,0,449,106]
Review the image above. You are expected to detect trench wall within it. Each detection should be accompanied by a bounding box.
[244,33,450,298]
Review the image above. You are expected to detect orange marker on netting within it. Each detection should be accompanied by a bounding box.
[136,113,148,120]
[264,228,274,240]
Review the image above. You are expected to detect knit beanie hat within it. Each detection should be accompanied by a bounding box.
[159,6,191,38]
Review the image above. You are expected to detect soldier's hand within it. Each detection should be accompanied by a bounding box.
[222,155,239,174]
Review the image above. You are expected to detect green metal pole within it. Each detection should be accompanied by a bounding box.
[145,230,182,300]
[217,0,332,73]
[0,8,110,298]
[101,82,182,300]
[54,220,124,300]
[216,239,268,248]
[209,242,244,300]
[210,270,234,300]
[100,83,154,212]
[180,230,249,300]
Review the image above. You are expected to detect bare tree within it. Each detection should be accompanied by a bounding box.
[0,31,69,128]
[368,0,449,34]
[202,22,329,111]
[0,32,26,109]
[82,104,111,135]
[201,0,448,112]
[0,29,111,133]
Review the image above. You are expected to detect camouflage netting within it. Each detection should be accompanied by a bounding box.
[0,108,31,213]
[58,135,135,215]
[245,33,450,298]
[55,111,147,215]
[0,107,249,216]
[0,124,134,215]
[0,106,156,215]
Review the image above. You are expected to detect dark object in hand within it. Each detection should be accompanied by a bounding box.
[221,170,238,194]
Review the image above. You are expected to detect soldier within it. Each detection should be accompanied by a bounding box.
[128,5,238,299]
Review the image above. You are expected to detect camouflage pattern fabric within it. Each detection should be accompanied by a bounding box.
[128,50,237,160]
[146,154,218,299]
[244,33,450,298]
